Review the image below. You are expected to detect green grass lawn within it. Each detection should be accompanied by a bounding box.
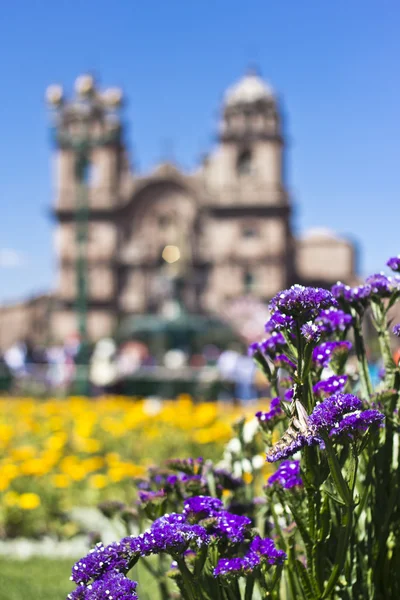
[0,558,76,600]
[0,557,164,600]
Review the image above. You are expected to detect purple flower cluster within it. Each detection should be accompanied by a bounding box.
[269,285,337,322]
[313,341,352,367]
[267,393,384,462]
[213,536,286,578]
[284,388,294,401]
[214,553,260,577]
[138,489,166,503]
[212,511,252,543]
[249,332,288,359]
[267,460,303,489]
[365,273,397,298]
[393,324,400,337]
[332,282,371,308]
[183,496,223,518]
[260,332,287,357]
[308,393,362,430]
[71,540,137,586]
[70,514,210,589]
[256,397,282,429]
[313,375,348,397]
[250,536,287,564]
[315,307,352,335]
[387,256,400,272]
[332,274,400,308]
[301,322,322,343]
[265,311,295,332]
[330,410,384,437]
[138,513,210,556]
[68,572,138,600]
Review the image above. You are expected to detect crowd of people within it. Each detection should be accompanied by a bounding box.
[0,335,267,401]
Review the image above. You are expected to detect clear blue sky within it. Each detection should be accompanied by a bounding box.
[0,0,399,303]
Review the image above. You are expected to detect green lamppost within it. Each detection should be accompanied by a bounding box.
[46,75,123,394]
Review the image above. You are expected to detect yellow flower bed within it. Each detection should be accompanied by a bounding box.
[0,395,266,538]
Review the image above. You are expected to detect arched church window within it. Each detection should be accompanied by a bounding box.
[237,150,252,176]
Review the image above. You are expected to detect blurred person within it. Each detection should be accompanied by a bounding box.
[233,353,257,405]
[89,338,118,395]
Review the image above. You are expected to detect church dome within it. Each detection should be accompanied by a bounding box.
[224,70,274,107]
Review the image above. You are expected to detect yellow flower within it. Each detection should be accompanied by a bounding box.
[51,474,70,488]
[243,472,253,484]
[4,491,19,507]
[18,493,41,510]
[89,474,108,489]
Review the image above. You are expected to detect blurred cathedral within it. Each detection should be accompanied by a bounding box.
[0,70,356,349]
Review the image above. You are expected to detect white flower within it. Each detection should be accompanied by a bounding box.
[252,455,265,470]
[226,437,241,454]
[243,418,259,443]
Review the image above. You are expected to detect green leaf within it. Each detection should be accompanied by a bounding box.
[295,560,316,600]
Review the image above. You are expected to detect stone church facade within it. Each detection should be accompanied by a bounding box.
[0,71,356,349]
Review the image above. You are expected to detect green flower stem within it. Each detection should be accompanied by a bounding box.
[323,436,352,507]
[244,577,255,600]
[321,502,353,599]
[351,311,373,400]
[175,557,200,600]
[371,301,397,388]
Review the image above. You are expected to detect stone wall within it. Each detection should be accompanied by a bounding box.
[0,295,54,352]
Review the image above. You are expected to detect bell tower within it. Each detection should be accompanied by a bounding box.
[200,69,295,311]
[217,67,285,196]
[47,75,127,342]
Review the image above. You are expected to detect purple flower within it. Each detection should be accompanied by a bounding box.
[313,341,352,367]
[212,511,252,543]
[249,536,287,564]
[330,409,384,437]
[301,322,322,343]
[213,536,286,577]
[274,354,296,371]
[248,342,260,357]
[365,273,397,298]
[183,496,223,518]
[68,572,138,600]
[267,393,383,462]
[213,552,261,577]
[332,282,372,308]
[269,285,337,322]
[165,474,178,486]
[393,324,400,337]
[308,393,362,430]
[313,375,348,397]
[138,514,210,556]
[256,398,282,429]
[315,308,353,335]
[284,388,294,401]
[71,540,139,586]
[265,311,295,332]
[387,256,400,272]
[138,490,166,503]
[267,460,303,489]
[259,332,287,358]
